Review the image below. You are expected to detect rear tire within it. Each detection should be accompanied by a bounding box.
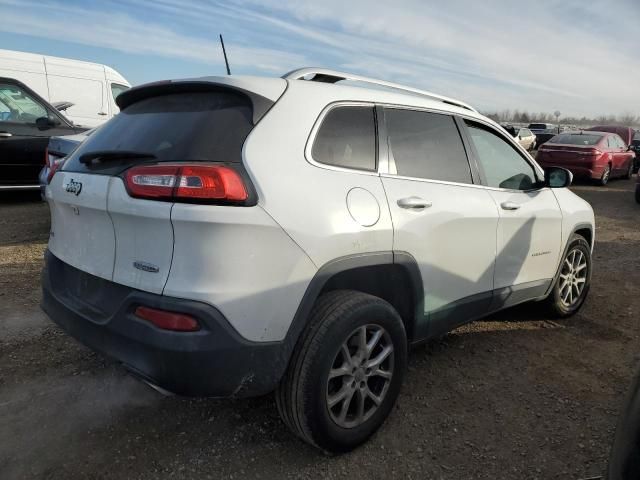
[545,234,591,318]
[599,165,611,186]
[276,290,407,453]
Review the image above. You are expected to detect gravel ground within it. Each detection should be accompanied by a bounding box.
[1,180,639,480]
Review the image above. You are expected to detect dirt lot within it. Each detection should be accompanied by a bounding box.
[1,180,639,480]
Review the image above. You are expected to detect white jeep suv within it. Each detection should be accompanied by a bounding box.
[42,68,595,453]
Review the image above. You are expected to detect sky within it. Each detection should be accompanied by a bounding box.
[0,0,638,118]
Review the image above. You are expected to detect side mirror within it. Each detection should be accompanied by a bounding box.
[545,167,573,188]
[35,116,59,130]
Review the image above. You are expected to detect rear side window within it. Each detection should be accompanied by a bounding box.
[385,108,472,183]
[63,91,253,174]
[311,106,376,171]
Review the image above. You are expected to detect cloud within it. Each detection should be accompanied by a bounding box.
[0,0,637,116]
[0,0,307,72]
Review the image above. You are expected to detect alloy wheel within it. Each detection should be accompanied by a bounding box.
[558,248,588,307]
[326,324,394,429]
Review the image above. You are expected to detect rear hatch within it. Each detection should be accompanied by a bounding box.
[47,78,284,295]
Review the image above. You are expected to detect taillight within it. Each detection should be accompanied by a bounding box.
[580,149,601,159]
[124,164,248,203]
[46,150,67,184]
[134,306,200,332]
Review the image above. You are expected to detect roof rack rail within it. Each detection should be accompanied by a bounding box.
[282,67,477,113]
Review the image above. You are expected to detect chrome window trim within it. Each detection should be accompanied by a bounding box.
[304,101,381,177]
[304,99,545,189]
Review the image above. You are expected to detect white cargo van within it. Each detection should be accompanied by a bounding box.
[0,49,131,127]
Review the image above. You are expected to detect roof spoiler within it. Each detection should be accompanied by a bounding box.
[116,80,276,125]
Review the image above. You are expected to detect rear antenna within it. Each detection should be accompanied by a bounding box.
[219,34,231,75]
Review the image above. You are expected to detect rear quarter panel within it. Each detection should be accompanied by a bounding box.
[242,82,394,268]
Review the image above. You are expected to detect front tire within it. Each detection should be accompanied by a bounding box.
[545,234,592,317]
[276,290,407,453]
[626,161,634,180]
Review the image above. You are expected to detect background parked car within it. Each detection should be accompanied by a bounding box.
[528,122,559,146]
[536,131,635,185]
[39,128,93,197]
[514,127,536,151]
[0,77,86,191]
[0,49,130,127]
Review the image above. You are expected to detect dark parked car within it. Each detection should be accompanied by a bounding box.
[608,367,640,479]
[630,131,640,173]
[528,122,559,146]
[536,131,635,185]
[0,77,85,190]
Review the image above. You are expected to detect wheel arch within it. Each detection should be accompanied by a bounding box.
[277,252,423,379]
[545,223,594,297]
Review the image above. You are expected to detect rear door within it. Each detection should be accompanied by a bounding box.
[379,108,499,338]
[0,79,76,187]
[463,120,562,307]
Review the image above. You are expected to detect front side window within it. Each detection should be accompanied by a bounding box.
[0,82,48,124]
[385,108,472,183]
[466,122,537,190]
[311,106,376,171]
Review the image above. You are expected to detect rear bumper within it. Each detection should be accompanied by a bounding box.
[41,250,287,397]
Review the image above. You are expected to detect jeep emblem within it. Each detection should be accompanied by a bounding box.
[65,179,82,196]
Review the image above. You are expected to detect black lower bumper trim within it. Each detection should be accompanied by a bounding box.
[41,250,287,397]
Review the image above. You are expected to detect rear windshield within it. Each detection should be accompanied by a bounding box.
[547,134,602,146]
[63,91,253,174]
[528,124,548,130]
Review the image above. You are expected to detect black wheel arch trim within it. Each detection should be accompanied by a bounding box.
[281,250,424,362]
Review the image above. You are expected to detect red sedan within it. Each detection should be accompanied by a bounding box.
[536,131,635,185]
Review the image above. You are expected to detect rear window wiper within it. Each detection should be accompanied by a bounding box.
[79,150,157,164]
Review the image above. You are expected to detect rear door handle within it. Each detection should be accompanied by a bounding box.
[97,112,108,116]
[0,132,12,138]
[500,201,521,211]
[397,197,432,210]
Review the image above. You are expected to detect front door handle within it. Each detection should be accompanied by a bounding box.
[397,197,432,210]
[97,112,108,116]
[0,131,12,138]
[501,201,521,211]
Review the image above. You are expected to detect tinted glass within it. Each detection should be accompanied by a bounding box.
[0,82,48,124]
[63,91,253,174]
[110,83,129,101]
[385,109,471,183]
[528,123,548,130]
[548,134,602,146]
[466,123,537,190]
[612,135,624,148]
[312,106,376,171]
